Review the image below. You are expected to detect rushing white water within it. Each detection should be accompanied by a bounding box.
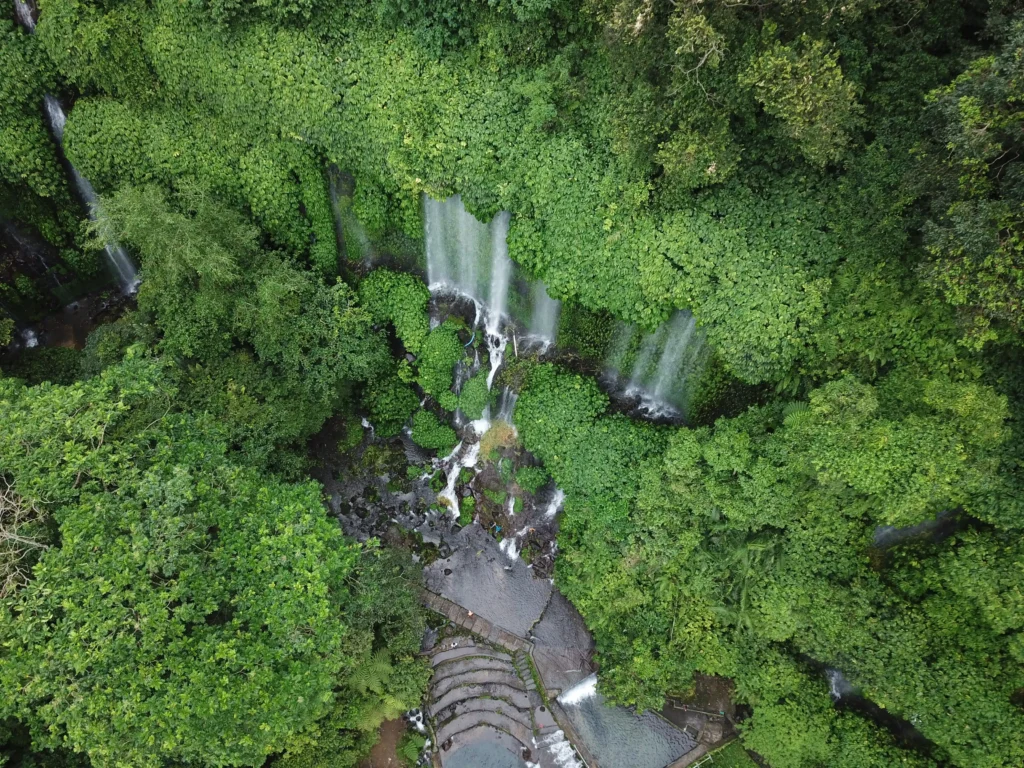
[558,674,599,706]
[496,386,519,424]
[424,194,561,366]
[543,488,565,519]
[607,310,704,418]
[487,211,512,333]
[13,0,34,30]
[43,96,139,294]
[826,668,855,701]
[651,312,698,402]
[529,281,561,346]
[20,328,39,349]
[536,730,586,768]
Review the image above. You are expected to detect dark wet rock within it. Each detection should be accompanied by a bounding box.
[421,626,439,653]
[531,590,596,694]
[424,525,552,637]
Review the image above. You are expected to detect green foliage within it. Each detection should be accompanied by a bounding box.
[741,32,862,166]
[517,363,1018,766]
[416,321,464,409]
[919,18,1024,347]
[397,731,426,766]
[35,0,155,98]
[0,318,14,348]
[706,741,757,768]
[514,465,548,494]
[11,3,1024,767]
[459,494,475,526]
[0,22,63,200]
[95,182,389,469]
[457,370,489,419]
[358,269,431,354]
[2,347,82,386]
[410,409,458,453]
[363,375,418,438]
[0,358,425,768]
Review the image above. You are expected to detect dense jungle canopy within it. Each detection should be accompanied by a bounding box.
[2,0,1024,767]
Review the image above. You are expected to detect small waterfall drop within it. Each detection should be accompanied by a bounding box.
[528,281,560,346]
[424,194,560,350]
[606,310,704,419]
[13,0,34,30]
[487,211,512,335]
[826,668,856,701]
[42,96,139,295]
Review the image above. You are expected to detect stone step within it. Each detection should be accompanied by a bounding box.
[441,724,525,762]
[432,656,517,684]
[428,637,475,657]
[434,697,534,731]
[429,683,534,718]
[431,645,511,667]
[432,669,526,700]
[437,710,533,747]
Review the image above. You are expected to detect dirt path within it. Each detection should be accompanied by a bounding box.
[358,719,407,768]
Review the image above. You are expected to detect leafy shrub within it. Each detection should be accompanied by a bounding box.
[3,346,82,386]
[410,409,457,452]
[363,376,418,438]
[359,269,430,354]
[515,466,548,494]
[457,370,490,419]
[416,321,463,408]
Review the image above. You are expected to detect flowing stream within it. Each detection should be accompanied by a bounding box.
[13,0,33,29]
[42,97,139,294]
[418,194,699,768]
[13,7,139,295]
[604,311,705,419]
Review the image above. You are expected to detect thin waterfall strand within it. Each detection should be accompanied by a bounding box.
[43,97,139,294]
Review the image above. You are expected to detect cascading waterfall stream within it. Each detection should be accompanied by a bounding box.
[15,5,138,294]
[42,97,139,294]
[528,281,560,347]
[13,0,34,30]
[607,310,705,419]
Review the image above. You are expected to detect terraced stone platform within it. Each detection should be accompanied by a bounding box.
[424,628,587,768]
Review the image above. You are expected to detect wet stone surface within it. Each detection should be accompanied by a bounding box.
[530,590,595,695]
[424,525,553,638]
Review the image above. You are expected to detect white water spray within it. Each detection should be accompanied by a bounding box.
[607,310,704,417]
[558,674,599,706]
[43,97,139,294]
[13,0,33,30]
[528,281,561,346]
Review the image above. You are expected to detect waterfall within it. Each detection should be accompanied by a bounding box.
[651,312,697,402]
[13,0,34,30]
[42,96,139,294]
[496,386,518,423]
[424,193,561,355]
[528,281,560,346]
[606,310,704,418]
[826,668,856,701]
[487,211,512,335]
